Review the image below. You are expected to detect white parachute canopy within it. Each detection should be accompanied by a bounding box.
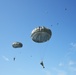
[31,26,52,43]
[12,42,23,48]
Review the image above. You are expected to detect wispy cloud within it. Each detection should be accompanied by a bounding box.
[58,71,67,75]
[70,43,76,51]
[2,55,9,61]
[45,70,52,75]
[43,60,76,75]
[44,68,67,75]
[69,67,76,72]
[70,43,76,48]
[68,60,76,72]
[43,69,52,75]
[65,42,76,57]
[68,60,76,66]
[58,72,67,75]
[52,68,67,75]
[59,62,64,67]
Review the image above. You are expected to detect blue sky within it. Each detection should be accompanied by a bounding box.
[0,0,76,75]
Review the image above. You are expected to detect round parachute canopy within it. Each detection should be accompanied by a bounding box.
[31,26,52,43]
[12,42,23,48]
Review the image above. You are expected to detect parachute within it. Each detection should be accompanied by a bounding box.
[12,42,23,48]
[31,26,52,43]
[31,26,52,68]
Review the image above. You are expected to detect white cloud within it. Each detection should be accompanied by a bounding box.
[58,72,66,75]
[58,71,67,75]
[52,68,67,75]
[69,67,76,72]
[70,43,76,51]
[44,68,67,75]
[68,60,75,66]
[43,69,52,75]
[65,42,76,57]
[59,62,64,67]
[68,60,76,72]
[70,43,76,49]
[2,56,9,61]
[45,70,52,75]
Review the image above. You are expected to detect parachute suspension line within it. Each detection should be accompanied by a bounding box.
[41,50,46,61]
[41,40,50,61]
[40,44,46,61]
[39,34,41,42]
